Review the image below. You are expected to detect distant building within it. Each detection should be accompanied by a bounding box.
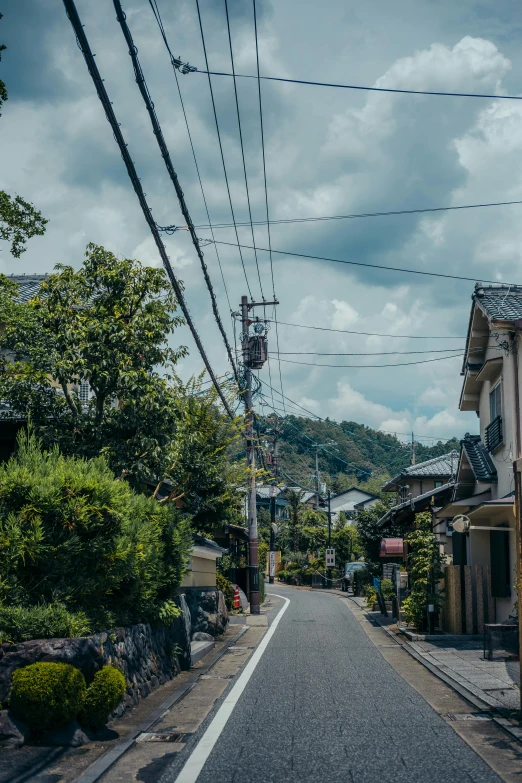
[329,487,380,525]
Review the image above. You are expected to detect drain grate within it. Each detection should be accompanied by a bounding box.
[137,731,190,742]
[445,713,492,722]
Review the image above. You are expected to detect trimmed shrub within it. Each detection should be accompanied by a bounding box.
[10,662,87,732]
[78,666,126,729]
[0,603,91,643]
[380,579,396,601]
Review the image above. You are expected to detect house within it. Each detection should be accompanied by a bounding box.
[435,283,521,632]
[329,486,380,525]
[253,485,327,520]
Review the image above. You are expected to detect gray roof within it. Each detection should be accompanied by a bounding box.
[461,434,497,482]
[474,283,522,321]
[6,274,48,304]
[378,482,454,527]
[400,451,459,477]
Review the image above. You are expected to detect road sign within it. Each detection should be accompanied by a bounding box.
[325,548,335,567]
[269,551,276,577]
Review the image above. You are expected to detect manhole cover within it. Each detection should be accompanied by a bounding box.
[137,731,189,742]
[445,713,492,722]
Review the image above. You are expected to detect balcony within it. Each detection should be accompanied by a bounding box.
[485,415,503,453]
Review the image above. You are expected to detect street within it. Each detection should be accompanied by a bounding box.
[164,586,501,783]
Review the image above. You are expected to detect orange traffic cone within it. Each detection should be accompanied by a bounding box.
[233,585,241,610]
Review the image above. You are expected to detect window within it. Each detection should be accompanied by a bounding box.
[490,381,502,421]
[434,481,443,488]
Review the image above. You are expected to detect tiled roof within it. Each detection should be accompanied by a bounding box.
[461,434,497,482]
[7,274,48,304]
[474,283,522,321]
[400,450,459,478]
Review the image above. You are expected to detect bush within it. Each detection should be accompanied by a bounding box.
[0,431,192,629]
[216,573,234,610]
[78,666,126,729]
[10,662,87,732]
[0,603,91,643]
[363,585,377,608]
[380,579,396,601]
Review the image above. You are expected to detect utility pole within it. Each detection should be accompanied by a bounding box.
[269,417,281,585]
[312,442,335,509]
[327,489,332,588]
[411,431,416,466]
[240,295,278,614]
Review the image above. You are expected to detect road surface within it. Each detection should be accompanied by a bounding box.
[163,585,500,783]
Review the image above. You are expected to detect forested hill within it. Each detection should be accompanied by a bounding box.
[256,415,461,496]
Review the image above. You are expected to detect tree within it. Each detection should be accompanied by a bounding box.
[355,497,397,564]
[402,512,444,631]
[283,489,305,552]
[0,245,246,527]
[0,15,47,256]
[332,526,362,566]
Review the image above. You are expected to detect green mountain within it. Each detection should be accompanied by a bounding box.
[256,415,460,496]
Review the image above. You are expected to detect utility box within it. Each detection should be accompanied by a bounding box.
[247,335,268,369]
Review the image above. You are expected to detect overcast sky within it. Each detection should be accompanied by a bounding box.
[2,0,522,442]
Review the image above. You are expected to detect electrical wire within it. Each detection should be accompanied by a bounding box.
[223,0,263,299]
[114,0,239,387]
[194,68,522,102]
[210,238,516,286]
[272,320,466,340]
[148,0,232,315]
[253,0,285,414]
[195,0,254,299]
[270,347,465,356]
[277,353,464,368]
[61,0,233,418]
[191,198,522,230]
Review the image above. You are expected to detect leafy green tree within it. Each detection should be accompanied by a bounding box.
[0,16,47,256]
[355,497,397,564]
[402,512,444,631]
[0,245,246,527]
[332,526,362,565]
[283,488,305,552]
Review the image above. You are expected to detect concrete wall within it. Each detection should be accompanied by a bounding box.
[181,552,217,589]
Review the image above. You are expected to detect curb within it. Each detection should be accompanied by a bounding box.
[75,624,249,783]
[343,594,522,747]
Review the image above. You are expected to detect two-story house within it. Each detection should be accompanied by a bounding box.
[436,283,520,631]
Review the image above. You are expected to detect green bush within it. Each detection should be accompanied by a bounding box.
[380,579,396,601]
[0,431,192,629]
[78,666,126,729]
[10,662,87,732]
[216,573,234,610]
[0,603,91,643]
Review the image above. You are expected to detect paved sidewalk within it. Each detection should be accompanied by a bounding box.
[349,592,521,712]
[408,638,520,710]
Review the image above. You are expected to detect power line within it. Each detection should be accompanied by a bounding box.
[61,0,233,418]
[278,353,464,368]
[210,239,516,285]
[194,0,254,299]
[223,0,263,299]
[114,0,239,388]
[271,347,464,356]
[191,198,522,230]
[253,0,285,414]
[273,320,466,340]
[192,68,522,102]
[148,0,232,315]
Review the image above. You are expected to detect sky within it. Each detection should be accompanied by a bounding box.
[2,0,522,444]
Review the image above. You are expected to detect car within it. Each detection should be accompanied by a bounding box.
[341,561,367,592]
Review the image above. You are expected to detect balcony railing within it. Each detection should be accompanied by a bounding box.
[485,415,503,453]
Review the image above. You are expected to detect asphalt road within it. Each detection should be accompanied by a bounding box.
[164,586,501,783]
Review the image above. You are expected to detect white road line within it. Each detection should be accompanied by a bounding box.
[174,592,291,783]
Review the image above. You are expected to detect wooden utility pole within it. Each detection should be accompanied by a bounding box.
[240,295,278,614]
[269,417,281,585]
[411,431,415,465]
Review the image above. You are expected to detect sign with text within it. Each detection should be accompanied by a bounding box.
[269,551,276,577]
[325,548,335,568]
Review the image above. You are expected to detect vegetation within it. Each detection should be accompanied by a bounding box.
[0,430,191,632]
[402,512,444,631]
[79,666,126,729]
[256,414,459,489]
[216,573,234,610]
[0,15,48,256]
[10,662,87,732]
[0,603,91,644]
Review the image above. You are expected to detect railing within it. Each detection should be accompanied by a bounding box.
[485,414,503,452]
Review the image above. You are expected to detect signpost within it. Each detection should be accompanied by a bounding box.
[325,548,335,568]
